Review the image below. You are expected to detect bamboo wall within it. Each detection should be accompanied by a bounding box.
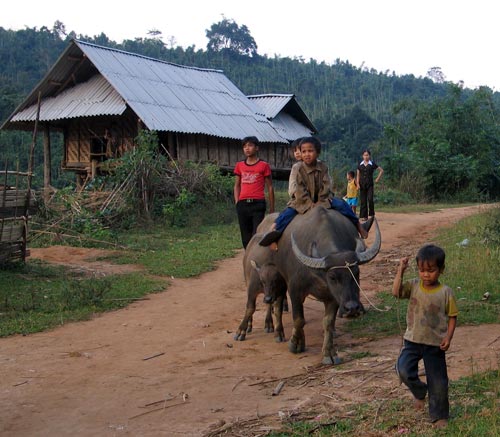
[64,112,137,171]
[60,113,292,179]
[0,172,35,263]
[174,133,292,174]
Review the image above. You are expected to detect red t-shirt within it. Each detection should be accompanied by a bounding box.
[234,159,271,201]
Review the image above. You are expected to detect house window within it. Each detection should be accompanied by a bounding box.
[90,137,107,162]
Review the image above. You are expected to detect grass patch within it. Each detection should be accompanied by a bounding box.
[108,222,242,277]
[0,261,165,336]
[349,206,500,338]
[267,369,500,436]
[1,220,241,336]
[270,418,355,436]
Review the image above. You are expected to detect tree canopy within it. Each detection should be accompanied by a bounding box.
[205,17,257,57]
[0,21,499,201]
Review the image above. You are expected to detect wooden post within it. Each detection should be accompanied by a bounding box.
[91,159,98,179]
[43,125,52,190]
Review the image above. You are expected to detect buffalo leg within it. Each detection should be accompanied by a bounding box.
[273,295,286,342]
[288,291,306,353]
[234,291,258,341]
[264,303,274,333]
[321,300,341,365]
[283,295,289,312]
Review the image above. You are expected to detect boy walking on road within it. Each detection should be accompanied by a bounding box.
[393,244,458,428]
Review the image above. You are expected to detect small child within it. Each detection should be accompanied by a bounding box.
[344,170,358,214]
[260,137,370,248]
[393,244,458,428]
[259,137,331,247]
[287,138,303,199]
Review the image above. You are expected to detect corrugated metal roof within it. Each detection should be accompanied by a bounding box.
[269,112,314,141]
[248,94,317,137]
[247,94,294,119]
[11,74,126,122]
[3,40,287,143]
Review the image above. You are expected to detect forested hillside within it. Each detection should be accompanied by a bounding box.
[1,21,499,200]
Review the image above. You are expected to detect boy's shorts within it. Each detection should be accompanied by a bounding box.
[345,197,358,207]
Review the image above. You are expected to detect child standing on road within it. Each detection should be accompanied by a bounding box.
[393,244,458,428]
[344,170,359,214]
[234,136,275,249]
[357,149,383,221]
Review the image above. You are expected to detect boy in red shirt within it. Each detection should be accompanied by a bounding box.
[234,136,275,248]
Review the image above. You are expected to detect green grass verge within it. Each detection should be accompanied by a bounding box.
[1,221,242,336]
[268,369,499,436]
[107,222,242,277]
[0,261,165,337]
[348,206,500,339]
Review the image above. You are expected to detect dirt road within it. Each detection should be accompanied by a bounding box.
[1,206,498,436]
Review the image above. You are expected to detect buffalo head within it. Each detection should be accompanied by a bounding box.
[291,219,381,317]
[250,259,286,304]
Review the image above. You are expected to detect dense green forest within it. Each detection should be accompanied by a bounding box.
[1,20,499,201]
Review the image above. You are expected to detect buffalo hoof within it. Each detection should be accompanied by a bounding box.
[274,332,286,343]
[264,326,275,333]
[246,326,253,333]
[233,332,246,341]
[288,338,305,354]
[322,355,342,365]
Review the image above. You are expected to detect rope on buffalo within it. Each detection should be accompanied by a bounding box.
[340,261,405,384]
[334,262,390,313]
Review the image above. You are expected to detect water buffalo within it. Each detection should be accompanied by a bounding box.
[256,206,381,365]
[234,234,288,342]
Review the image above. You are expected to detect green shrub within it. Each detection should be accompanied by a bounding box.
[162,188,198,227]
[477,207,500,246]
[375,187,413,206]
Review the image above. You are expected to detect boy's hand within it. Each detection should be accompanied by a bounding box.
[399,257,409,272]
[440,337,451,351]
[392,257,409,298]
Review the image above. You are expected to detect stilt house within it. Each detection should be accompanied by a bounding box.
[1,40,316,186]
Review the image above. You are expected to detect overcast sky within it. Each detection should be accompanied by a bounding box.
[2,0,499,90]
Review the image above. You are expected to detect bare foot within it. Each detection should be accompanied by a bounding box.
[414,398,425,411]
[357,224,368,239]
[269,242,278,252]
[433,419,448,428]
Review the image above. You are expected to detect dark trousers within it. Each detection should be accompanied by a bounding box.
[236,199,266,248]
[274,198,359,235]
[397,340,449,422]
[330,197,359,226]
[274,207,298,233]
[359,185,375,219]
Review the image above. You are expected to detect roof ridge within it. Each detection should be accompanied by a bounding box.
[247,93,295,98]
[74,39,225,74]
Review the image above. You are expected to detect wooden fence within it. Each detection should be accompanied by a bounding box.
[0,170,35,263]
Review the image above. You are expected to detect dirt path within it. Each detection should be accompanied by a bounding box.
[1,206,499,436]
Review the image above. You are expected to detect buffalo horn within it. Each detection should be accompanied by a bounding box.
[356,218,381,264]
[291,233,327,269]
